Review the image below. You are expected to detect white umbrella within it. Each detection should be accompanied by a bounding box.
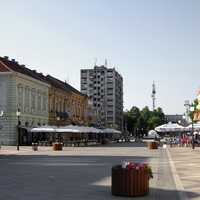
[155,122,184,132]
[148,130,160,138]
[185,122,200,131]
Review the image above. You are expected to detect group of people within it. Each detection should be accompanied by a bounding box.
[168,133,200,147]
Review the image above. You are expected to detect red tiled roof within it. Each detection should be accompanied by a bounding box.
[46,75,87,97]
[0,56,48,84]
[0,56,87,98]
[0,61,10,72]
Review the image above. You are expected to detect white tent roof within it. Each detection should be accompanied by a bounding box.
[31,126,56,133]
[55,127,80,133]
[155,122,184,132]
[102,128,121,134]
[30,125,120,134]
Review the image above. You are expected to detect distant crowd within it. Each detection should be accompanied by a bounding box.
[165,133,200,147]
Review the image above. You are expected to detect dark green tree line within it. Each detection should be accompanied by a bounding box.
[124,106,165,136]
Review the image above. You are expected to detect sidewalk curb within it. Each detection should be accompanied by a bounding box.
[166,147,188,200]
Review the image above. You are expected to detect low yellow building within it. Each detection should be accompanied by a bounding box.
[46,75,88,126]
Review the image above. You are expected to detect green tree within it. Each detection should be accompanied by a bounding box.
[147,116,161,130]
[124,105,165,135]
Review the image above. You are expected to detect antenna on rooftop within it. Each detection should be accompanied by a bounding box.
[65,76,69,84]
[151,81,156,111]
[94,58,97,66]
[105,59,108,67]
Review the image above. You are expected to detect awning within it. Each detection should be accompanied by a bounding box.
[30,125,121,134]
[31,126,56,133]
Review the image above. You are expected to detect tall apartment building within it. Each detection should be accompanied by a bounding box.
[81,65,123,130]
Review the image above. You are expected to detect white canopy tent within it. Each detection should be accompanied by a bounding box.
[30,125,120,134]
[31,126,56,133]
[155,122,185,133]
[102,128,121,134]
[55,127,80,133]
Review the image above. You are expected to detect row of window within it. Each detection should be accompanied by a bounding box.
[17,84,48,114]
[49,96,86,120]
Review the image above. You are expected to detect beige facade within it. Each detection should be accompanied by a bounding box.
[16,72,50,126]
[46,75,89,126]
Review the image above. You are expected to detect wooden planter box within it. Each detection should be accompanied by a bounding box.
[53,143,63,151]
[32,143,38,151]
[148,142,158,149]
[112,165,149,197]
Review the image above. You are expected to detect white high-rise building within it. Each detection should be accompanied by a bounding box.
[81,65,123,130]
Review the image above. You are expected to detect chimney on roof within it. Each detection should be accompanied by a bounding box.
[32,70,37,73]
[21,64,25,67]
[4,56,9,60]
[11,59,18,64]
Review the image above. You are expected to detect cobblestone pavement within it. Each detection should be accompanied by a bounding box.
[169,147,200,200]
[0,143,188,200]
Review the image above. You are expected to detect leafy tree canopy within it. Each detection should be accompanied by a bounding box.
[123,106,165,134]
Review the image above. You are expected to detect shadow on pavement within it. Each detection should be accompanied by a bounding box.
[0,154,153,200]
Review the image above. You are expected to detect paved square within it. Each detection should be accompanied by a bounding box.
[0,143,183,200]
[169,147,200,200]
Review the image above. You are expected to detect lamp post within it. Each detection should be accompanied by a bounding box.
[56,116,60,142]
[16,108,21,151]
[190,106,195,149]
[184,101,195,149]
[0,110,4,147]
[56,116,60,125]
[0,110,3,117]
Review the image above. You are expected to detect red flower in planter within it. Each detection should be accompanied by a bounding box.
[122,161,153,179]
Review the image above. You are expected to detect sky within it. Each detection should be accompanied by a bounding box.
[0,0,200,114]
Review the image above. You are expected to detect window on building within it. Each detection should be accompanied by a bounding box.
[55,101,58,112]
[37,91,41,112]
[25,86,30,113]
[42,94,47,112]
[31,88,36,112]
[17,84,23,111]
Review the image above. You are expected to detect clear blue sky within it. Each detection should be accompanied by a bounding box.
[1,0,200,114]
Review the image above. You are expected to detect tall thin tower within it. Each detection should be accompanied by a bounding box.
[151,81,156,111]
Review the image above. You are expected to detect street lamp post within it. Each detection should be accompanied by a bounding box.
[16,108,21,151]
[190,106,195,149]
[56,116,60,142]
[0,110,4,147]
[0,110,4,117]
[184,101,195,149]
